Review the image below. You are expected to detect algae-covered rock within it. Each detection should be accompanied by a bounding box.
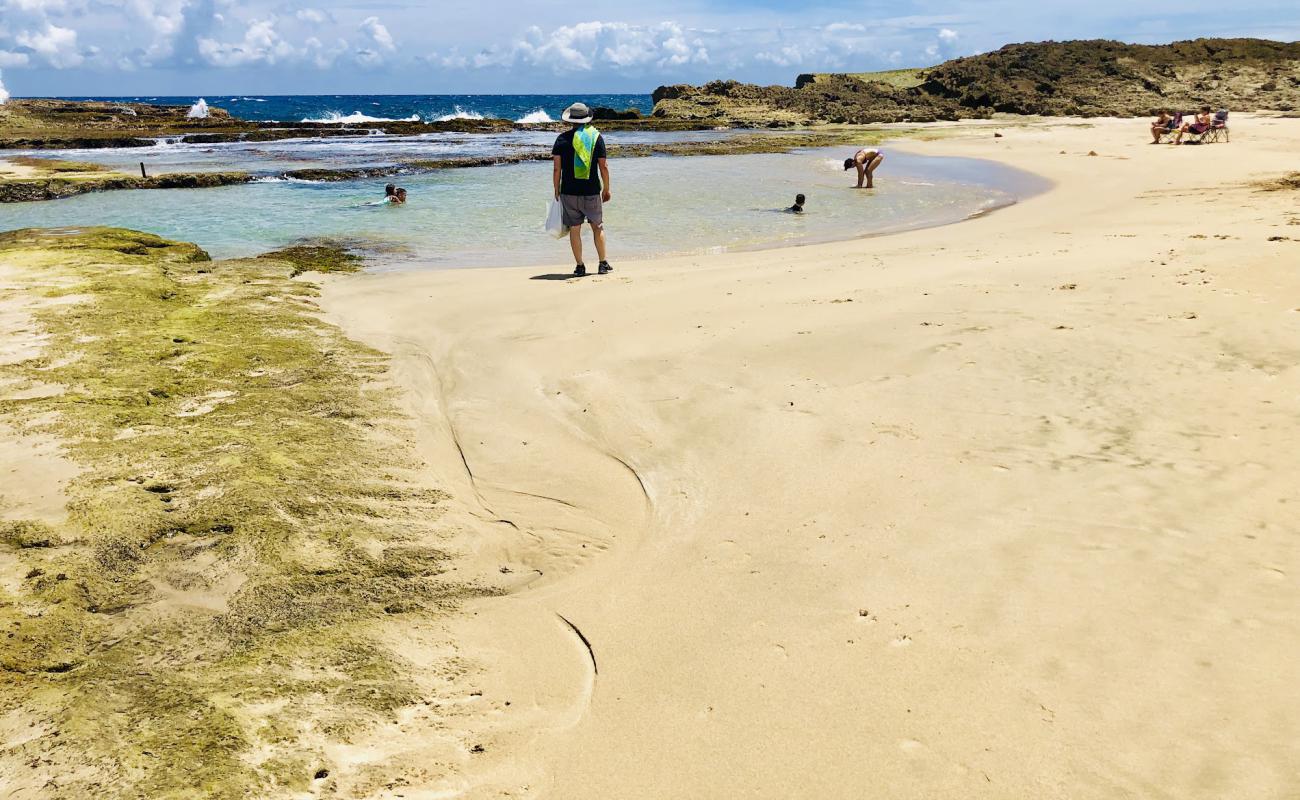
[0,227,477,798]
[257,242,364,277]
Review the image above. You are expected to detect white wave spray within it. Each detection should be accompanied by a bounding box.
[301,111,421,124]
[0,69,10,105]
[515,109,553,124]
[187,98,210,118]
[433,106,484,122]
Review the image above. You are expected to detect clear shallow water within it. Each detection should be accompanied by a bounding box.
[50,94,655,124]
[0,148,1048,269]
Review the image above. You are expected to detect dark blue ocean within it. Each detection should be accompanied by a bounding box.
[53,94,655,124]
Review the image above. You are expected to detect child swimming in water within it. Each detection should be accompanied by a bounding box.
[787,193,806,214]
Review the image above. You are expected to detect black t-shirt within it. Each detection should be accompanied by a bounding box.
[552,128,607,196]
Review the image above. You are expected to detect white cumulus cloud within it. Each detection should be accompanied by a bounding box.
[197,17,297,67]
[464,21,709,74]
[16,22,82,67]
[360,16,393,51]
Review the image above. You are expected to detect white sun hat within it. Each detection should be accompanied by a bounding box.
[561,102,594,124]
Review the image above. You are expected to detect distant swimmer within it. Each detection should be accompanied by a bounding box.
[383,183,398,203]
[394,187,407,204]
[787,193,806,214]
[844,148,884,189]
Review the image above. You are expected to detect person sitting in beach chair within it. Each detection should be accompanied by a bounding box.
[1150,110,1179,144]
[1203,110,1230,143]
[1174,107,1213,145]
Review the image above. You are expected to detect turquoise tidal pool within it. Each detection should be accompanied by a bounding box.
[0,145,1049,270]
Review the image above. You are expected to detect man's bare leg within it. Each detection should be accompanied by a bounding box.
[592,222,607,263]
[568,224,584,265]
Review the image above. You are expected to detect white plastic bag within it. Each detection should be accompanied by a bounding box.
[544,198,568,238]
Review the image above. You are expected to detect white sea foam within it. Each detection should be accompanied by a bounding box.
[187,98,210,119]
[516,109,553,124]
[433,106,485,122]
[0,72,8,105]
[301,111,421,124]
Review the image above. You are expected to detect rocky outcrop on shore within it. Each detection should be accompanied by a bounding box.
[652,37,1300,124]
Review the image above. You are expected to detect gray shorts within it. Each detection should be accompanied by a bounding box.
[560,194,603,227]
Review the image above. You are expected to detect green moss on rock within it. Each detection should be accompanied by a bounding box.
[256,243,365,277]
[0,227,476,798]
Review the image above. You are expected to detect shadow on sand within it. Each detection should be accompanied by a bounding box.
[530,273,579,281]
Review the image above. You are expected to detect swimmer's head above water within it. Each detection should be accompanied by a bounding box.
[789,193,805,213]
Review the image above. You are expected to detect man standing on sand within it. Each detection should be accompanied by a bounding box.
[553,102,612,277]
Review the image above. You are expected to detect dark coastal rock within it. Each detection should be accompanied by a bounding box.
[0,136,158,150]
[591,107,642,120]
[918,38,1300,116]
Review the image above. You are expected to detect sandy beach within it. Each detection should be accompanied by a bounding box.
[318,116,1300,798]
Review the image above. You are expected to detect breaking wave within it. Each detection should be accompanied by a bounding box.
[515,109,553,124]
[301,111,422,124]
[433,106,485,122]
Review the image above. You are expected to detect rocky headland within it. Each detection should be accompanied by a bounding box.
[651,37,1300,125]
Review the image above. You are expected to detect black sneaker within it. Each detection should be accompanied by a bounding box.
[573,264,587,277]
[598,261,613,275]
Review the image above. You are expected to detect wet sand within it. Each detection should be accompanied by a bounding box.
[320,115,1300,798]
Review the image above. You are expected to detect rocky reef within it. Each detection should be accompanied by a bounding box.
[0,157,252,202]
[0,98,715,152]
[652,37,1300,124]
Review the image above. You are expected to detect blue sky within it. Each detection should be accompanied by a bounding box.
[0,0,1297,97]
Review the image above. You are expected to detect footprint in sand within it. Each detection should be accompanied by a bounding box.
[891,635,913,648]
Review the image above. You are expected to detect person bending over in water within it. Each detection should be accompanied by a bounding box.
[787,193,806,214]
[844,148,884,189]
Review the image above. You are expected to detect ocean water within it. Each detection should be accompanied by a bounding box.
[0,147,1048,269]
[52,94,655,124]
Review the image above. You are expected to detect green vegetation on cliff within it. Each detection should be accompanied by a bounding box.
[0,228,478,798]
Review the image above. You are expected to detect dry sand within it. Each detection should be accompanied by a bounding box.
[320,116,1300,799]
